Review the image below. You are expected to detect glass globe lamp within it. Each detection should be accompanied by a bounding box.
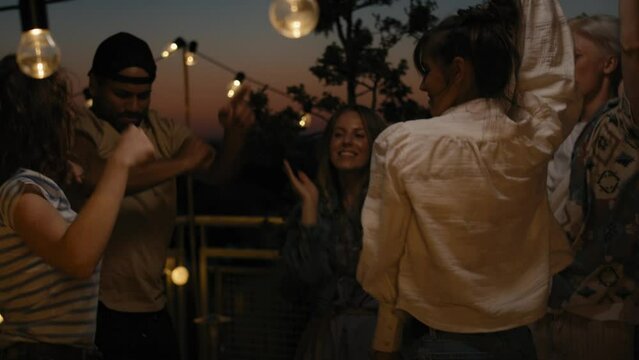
[269,0,320,39]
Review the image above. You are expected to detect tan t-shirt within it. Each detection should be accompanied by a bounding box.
[76,108,191,312]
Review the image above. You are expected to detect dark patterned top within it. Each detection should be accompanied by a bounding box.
[282,199,377,316]
[552,95,639,323]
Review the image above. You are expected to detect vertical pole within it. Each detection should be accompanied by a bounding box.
[182,49,199,303]
[181,48,202,360]
[182,49,191,128]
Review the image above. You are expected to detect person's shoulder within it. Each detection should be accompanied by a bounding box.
[3,169,52,187]
[618,94,634,124]
[385,114,461,139]
[75,107,104,128]
[0,169,61,204]
[589,95,639,141]
[74,107,109,143]
[145,110,193,152]
[146,110,190,133]
[377,121,414,143]
[147,109,179,126]
[590,97,627,128]
[146,109,168,123]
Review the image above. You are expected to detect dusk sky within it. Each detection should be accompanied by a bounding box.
[0,0,618,139]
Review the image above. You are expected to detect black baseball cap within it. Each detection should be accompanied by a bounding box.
[89,32,156,84]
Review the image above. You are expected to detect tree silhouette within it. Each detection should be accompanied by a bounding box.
[287,0,437,122]
[215,0,440,216]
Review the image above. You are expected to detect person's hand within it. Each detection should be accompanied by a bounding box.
[219,85,255,135]
[284,159,319,225]
[177,138,215,172]
[65,160,85,186]
[112,125,155,168]
[62,159,88,209]
[283,159,318,205]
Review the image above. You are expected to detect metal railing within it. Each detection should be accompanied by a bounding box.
[169,215,307,360]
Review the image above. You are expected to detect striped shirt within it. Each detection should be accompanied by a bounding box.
[0,169,99,348]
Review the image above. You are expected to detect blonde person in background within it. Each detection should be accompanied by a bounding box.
[547,13,621,227]
[545,0,639,358]
[533,12,621,360]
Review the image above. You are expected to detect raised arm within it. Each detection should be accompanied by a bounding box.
[620,0,639,121]
[197,85,255,185]
[72,131,210,196]
[12,126,154,279]
[280,159,330,284]
[515,0,581,131]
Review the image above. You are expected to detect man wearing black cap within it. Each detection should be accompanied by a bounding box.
[71,32,254,360]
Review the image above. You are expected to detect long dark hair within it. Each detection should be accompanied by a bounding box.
[0,55,75,184]
[316,105,387,213]
[413,0,521,101]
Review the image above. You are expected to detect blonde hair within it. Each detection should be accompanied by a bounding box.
[570,14,621,94]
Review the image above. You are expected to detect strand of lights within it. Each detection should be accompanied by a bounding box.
[226,72,245,99]
[80,40,328,125]
[16,0,60,79]
[196,51,326,124]
[160,37,186,59]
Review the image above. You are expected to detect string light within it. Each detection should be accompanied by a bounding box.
[185,41,198,66]
[164,264,189,286]
[161,37,186,59]
[194,51,326,123]
[298,112,312,128]
[16,0,60,79]
[226,72,245,99]
[170,266,189,286]
[153,43,328,123]
[269,0,320,39]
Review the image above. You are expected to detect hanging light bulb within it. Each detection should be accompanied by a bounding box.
[298,112,312,128]
[170,266,189,286]
[0,312,4,324]
[226,72,245,99]
[160,37,186,59]
[269,0,320,39]
[184,53,196,66]
[16,0,60,79]
[185,41,198,66]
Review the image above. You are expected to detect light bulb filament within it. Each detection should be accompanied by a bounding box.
[28,28,43,36]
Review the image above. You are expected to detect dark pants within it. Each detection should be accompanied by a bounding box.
[95,302,179,360]
[0,342,102,360]
[402,319,537,360]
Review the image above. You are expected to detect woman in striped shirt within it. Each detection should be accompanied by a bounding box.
[0,54,154,360]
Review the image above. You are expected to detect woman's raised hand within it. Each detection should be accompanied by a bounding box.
[284,159,319,225]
